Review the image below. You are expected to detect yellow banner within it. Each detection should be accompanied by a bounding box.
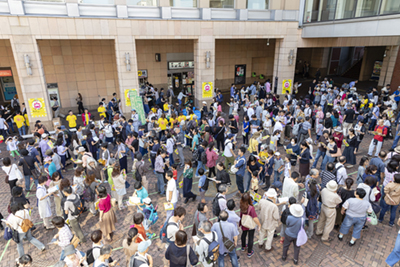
[125,89,132,106]
[28,98,47,118]
[282,79,292,94]
[202,82,213,98]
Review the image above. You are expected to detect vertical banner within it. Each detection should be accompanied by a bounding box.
[234,64,246,84]
[28,98,47,118]
[128,89,146,125]
[202,82,213,98]
[125,89,131,106]
[282,79,292,94]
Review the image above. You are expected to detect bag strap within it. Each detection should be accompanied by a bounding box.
[219,222,226,239]
[186,245,191,267]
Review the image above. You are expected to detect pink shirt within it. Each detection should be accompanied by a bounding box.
[206,149,218,168]
[99,194,111,213]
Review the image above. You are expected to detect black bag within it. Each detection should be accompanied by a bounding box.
[201,178,209,191]
[280,208,291,225]
[66,194,84,216]
[12,229,20,243]
[212,194,224,217]
[86,246,101,265]
[201,151,207,165]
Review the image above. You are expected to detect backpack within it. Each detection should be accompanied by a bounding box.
[202,232,220,264]
[201,178,210,191]
[305,192,318,219]
[159,220,178,244]
[66,194,84,216]
[201,151,207,165]
[292,123,300,136]
[135,161,143,182]
[129,253,150,267]
[212,194,224,217]
[15,210,33,233]
[145,204,158,225]
[280,208,291,225]
[86,246,101,265]
[82,183,95,202]
[166,90,171,98]
[332,165,344,178]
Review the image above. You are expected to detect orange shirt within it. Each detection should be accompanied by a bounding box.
[131,224,146,243]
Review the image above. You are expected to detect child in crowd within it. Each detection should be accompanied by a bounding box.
[250,170,259,194]
[6,136,19,160]
[198,168,207,203]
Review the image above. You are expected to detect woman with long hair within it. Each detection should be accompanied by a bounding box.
[379,173,400,226]
[239,192,261,258]
[76,93,84,115]
[49,172,63,217]
[342,128,357,167]
[297,141,311,179]
[165,230,198,266]
[206,142,218,179]
[111,164,127,210]
[214,120,226,152]
[122,228,141,265]
[84,173,99,215]
[357,156,369,185]
[305,179,319,239]
[335,178,355,228]
[96,184,117,242]
[182,160,196,203]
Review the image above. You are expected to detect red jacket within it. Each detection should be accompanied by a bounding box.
[81,112,91,126]
[374,125,388,142]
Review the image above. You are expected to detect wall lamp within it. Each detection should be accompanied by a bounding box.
[24,54,32,75]
[267,38,270,46]
[288,49,295,65]
[206,51,210,69]
[125,52,131,71]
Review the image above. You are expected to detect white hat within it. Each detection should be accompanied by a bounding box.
[326,180,338,192]
[41,133,48,138]
[202,101,207,104]
[289,204,304,218]
[335,127,343,133]
[274,152,280,156]
[143,197,152,204]
[266,188,277,198]
[78,147,86,153]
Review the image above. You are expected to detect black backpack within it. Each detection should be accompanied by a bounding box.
[332,165,344,178]
[212,194,224,216]
[67,194,84,216]
[82,183,95,202]
[129,253,150,267]
[201,151,207,165]
[86,246,101,265]
[280,208,291,224]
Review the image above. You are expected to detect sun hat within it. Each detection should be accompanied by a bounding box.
[395,146,400,154]
[326,180,338,192]
[335,127,343,133]
[78,147,86,153]
[41,133,48,138]
[274,152,280,156]
[143,197,152,204]
[266,188,277,198]
[289,204,304,218]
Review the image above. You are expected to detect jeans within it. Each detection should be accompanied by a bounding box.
[60,154,66,170]
[166,202,177,221]
[156,172,165,194]
[196,161,204,176]
[168,153,174,165]
[241,229,255,253]
[321,155,335,171]
[369,118,377,130]
[244,171,252,192]
[18,126,26,136]
[177,146,184,166]
[391,131,400,149]
[379,197,399,226]
[386,233,400,266]
[24,175,38,191]
[273,170,282,183]
[218,249,239,267]
[7,121,14,133]
[17,229,45,257]
[339,215,366,239]
[236,174,244,194]
[312,150,325,169]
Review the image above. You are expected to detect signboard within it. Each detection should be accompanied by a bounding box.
[0,70,12,77]
[138,69,148,78]
[234,65,246,84]
[282,79,292,94]
[128,89,146,125]
[47,83,60,108]
[371,61,382,79]
[125,89,131,107]
[28,98,47,118]
[202,82,213,98]
[3,83,16,101]
[168,61,194,70]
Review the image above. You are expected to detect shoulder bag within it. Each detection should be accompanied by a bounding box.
[22,157,39,180]
[186,245,191,267]
[241,206,256,230]
[219,222,235,252]
[296,218,308,246]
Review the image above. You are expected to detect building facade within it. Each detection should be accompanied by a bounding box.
[0,0,399,129]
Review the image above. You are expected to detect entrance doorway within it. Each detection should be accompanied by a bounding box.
[0,68,17,104]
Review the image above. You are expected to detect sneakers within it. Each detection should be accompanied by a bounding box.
[247,250,254,258]
[241,246,247,252]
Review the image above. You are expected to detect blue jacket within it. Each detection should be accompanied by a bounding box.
[216,94,223,103]
[235,155,246,176]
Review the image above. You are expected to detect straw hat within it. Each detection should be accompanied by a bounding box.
[326,180,338,192]
[289,204,304,218]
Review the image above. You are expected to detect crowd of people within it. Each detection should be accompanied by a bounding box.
[2,80,400,267]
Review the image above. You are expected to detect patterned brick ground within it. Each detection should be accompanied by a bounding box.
[0,124,399,267]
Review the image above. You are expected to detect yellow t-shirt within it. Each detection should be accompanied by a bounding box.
[24,114,29,127]
[163,103,169,111]
[158,118,168,130]
[98,106,106,118]
[14,115,25,129]
[258,151,268,164]
[249,138,259,153]
[178,115,186,123]
[66,115,77,128]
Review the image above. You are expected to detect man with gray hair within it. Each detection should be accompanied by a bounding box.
[305,168,320,192]
[211,210,239,267]
[335,156,347,186]
[174,127,185,168]
[93,245,114,267]
[214,184,228,216]
[195,221,219,267]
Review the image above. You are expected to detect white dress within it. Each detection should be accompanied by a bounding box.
[36,185,52,218]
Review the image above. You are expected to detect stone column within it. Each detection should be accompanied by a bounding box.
[272,37,297,95]
[194,28,215,107]
[114,33,139,115]
[9,35,54,130]
[379,45,399,88]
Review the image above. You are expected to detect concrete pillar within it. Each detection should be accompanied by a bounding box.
[272,38,297,95]
[194,28,215,107]
[114,35,140,115]
[235,0,246,9]
[159,0,170,6]
[379,46,399,88]
[359,47,369,81]
[9,36,53,130]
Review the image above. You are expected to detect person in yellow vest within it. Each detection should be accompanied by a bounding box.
[23,113,29,128]
[14,111,26,136]
[157,113,168,139]
[66,110,77,130]
[98,102,106,119]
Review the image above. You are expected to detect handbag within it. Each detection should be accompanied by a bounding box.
[191,212,199,237]
[241,207,256,230]
[367,210,378,226]
[296,218,308,246]
[12,228,20,243]
[219,222,235,252]
[125,181,130,189]
[4,165,12,184]
[3,227,13,241]
[70,235,80,248]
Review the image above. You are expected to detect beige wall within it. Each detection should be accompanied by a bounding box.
[37,40,120,113]
[136,39,194,89]
[215,39,275,91]
[0,39,21,104]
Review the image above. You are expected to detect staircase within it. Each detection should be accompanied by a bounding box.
[342,58,363,79]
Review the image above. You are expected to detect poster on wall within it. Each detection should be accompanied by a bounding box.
[28,98,47,118]
[234,65,246,84]
[371,61,382,79]
[202,82,213,98]
[3,83,16,101]
[128,89,146,125]
[125,89,131,106]
[282,79,292,94]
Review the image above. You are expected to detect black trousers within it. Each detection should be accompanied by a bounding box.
[208,166,216,178]
[283,233,300,261]
[241,229,255,253]
[216,138,225,152]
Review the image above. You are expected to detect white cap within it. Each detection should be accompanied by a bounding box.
[41,133,48,138]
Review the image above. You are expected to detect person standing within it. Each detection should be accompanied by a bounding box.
[36,176,55,230]
[76,93,84,115]
[315,180,342,245]
[386,217,400,266]
[239,193,261,258]
[234,147,247,195]
[52,97,60,118]
[14,112,26,136]
[258,188,279,252]
[155,150,168,195]
[281,204,305,265]
[224,134,236,170]
[368,119,387,157]
[182,160,196,204]
[166,170,178,220]
[174,128,185,168]
[62,186,86,243]
[96,185,117,242]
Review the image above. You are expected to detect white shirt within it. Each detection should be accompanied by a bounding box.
[7,209,30,233]
[166,138,174,154]
[65,250,89,267]
[282,177,299,199]
[2,164,19,181]
[273,122,283,138]
[223,140,233,157]
[247,107,254,118]
[335,163,348,185]
[284,162,291,178]
[0,118,6,129]
[195,232,219,267]
[166,179,178,203]
[7,140,17,151]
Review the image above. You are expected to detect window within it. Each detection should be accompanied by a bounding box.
[381,0,400,15]
[304,0,320,22]
[355,0,380,17]
[304,0,336,23]
[170,0,197,7]
[320,0,337,21]
[210,0,234,8]
[246,0,268,10]
[127,0,158,6]
[335,0,357,19]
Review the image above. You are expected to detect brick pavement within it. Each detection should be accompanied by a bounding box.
[0,129,399,267]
